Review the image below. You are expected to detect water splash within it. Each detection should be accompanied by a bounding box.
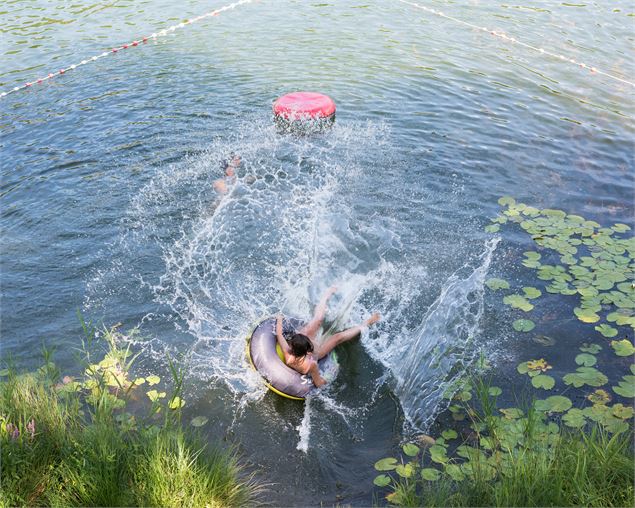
[362,237,500,430]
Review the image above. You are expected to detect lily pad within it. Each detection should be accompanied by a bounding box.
[531,374,555,390]
[395,463,415,478]
[421,468,441,481]
[488,386,502,396]
[445,464,465,482]
[375,458,398,471]
[580,343,602,354]
[562,408,586,428]
[504,295,534,312]
[485,224,500,233]
[429,444,449,464]
[574,353,597,367]
[146,375,160,386]
[441,429,458,440]
[534,395,572,413]
[498,196,516,206]
[587,389,611,405]
[373,474,391,487]
[612,375,635,398]
[485,278,510,290]
[402,443,420,457]
[563,367,608,388]
[573,307,600,323]
[522,287,542,299]
[611,403,634,419]
[191,416,209,427]
[610,339,635,356]
[532,335,556,346]
[513,319,535,332]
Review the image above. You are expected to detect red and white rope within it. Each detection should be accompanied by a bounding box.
[395,0,635,88]
[0,0,255,99]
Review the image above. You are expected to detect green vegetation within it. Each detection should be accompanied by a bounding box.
[0,325,257,507]
[373,200,634,506]
[373,388,634,507]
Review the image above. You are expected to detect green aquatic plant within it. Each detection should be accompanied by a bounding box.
[487,197,635,335]
[0,325,257,507]
[373,383,634,507]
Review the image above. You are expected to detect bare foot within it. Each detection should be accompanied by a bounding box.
[365,312,381,326]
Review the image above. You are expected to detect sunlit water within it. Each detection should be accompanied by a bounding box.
[1,1,634,504]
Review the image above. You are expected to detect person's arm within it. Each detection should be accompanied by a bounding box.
[308,361,326,387]
[276,314,291,357]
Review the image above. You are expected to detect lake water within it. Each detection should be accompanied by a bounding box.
[1,1,633,505]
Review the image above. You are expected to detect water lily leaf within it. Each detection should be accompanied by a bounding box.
[498,196,516,206]
[373,474,391,487]
[445,464,465,482]
[523,251,541,261]
[441,429,458,440]
[542,209,566,218]
[575,353,597,367]
[191,416,209,427]
[610,339,635,356]
[488,386,502,396]
[375,458,398,471]
[573,307,600,323]
[562,408,586,428]
[531,374,555,390]
[421,468,441,481]
[485,278,510,290]
[485,224,500,233]
[612,223,631,233]
[504,295,534,312]
[587,389,611,405]
[534,395,572,413]
[594,324,618,338]
[146,375,160,386]
[429,444,449,464]
[522,287,542,299]
[133,377,146,386]
[500,407,523,419]
[395,463,414,478]
[563,367,608,388]
[612,375,635,398]
[402,443,420,457]
[168,396,184,409]
[146,390,166,402]
[580,343,602,354]
[513,319,535,332]
[611,403,634,419]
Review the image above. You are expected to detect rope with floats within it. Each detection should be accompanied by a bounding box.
[395,0,635,88]
[0,0,255,99]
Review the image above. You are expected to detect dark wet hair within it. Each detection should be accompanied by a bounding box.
[288,333,314,358]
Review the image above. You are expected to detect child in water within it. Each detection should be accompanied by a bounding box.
[276,286,380,387]
[213,154,241,194]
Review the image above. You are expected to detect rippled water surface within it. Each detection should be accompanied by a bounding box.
[1,1,634,505]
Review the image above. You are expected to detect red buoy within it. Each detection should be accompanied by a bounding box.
[273,91,336,122]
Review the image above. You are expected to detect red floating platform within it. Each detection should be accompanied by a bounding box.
[273,91,336,121]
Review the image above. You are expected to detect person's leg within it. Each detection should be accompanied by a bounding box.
[299,286,337,340]
[316,313,380,360]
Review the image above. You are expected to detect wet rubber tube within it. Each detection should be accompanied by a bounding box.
[247,316,330,400]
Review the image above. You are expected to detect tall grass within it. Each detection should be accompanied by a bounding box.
[377,378,634,507]
[0,327,258,507]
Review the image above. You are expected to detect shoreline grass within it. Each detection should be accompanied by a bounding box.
[0,326,258,507]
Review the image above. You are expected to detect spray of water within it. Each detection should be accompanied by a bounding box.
[89,115,498,449]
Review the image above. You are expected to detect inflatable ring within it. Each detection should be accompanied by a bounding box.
[246,316,335,400]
